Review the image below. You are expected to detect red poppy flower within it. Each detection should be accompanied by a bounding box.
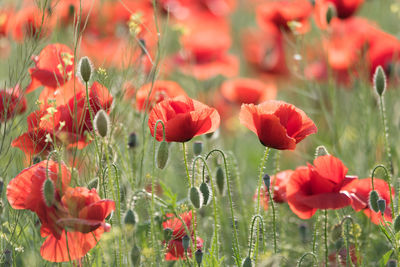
[0,86,27,121]
[26,43,74,93]
[220,78,277,105]
[7,160,115,262]
[136,80,187,111]
[159,0,236,19]
[148,95,220,142]
[286,155,356,219]
[239,100,317,150]
[343,178,394,224]
[254,170,294,210]
[0,8,13,37]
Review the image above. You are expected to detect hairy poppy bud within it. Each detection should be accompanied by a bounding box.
[326,4,336,25]
[189,186,203,209]
[378,198,386,215]
[374,66,386,96]
[157,141,169,169]
[42,178,55,207]
[0,177,3,195]
[182,235,190,252]
[242,256,253,267]
[263,173,270,191]
[88,177,99,190]
[369,190,380,212]
[388,259,398,267]
[394,214,400,233]
[316,145,329,157]
[199,182,211,206]
[128,132,138,148]
[195,249,203,265]
[331,224,342,242]
[216,166,225,195]
[164,228,173,241]
[78,56,93,83]
[124,209,138,226]
[193,141,203,156]
[94,109,110,138]
[131,244,141,266]
[33,156,41,164]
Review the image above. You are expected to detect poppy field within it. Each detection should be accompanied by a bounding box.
[1,0,400,266]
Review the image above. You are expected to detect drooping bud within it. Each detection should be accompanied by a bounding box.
[216,166,225,195]
[331,224,342,242]
[164,228,173,241]
[157,141,169,169]
[130,244,141,267]
[128,132,138,148]
[189,186,203,209]
[195,249,203,266]
[242,256,253,267]
[378,198,386,215]
[78,56,93,83]
[124,209,138,226]
[394,214,400,233]
[182,235,190,252]
[374,65,387,96]
[193,141,203,156]
[263,173,270,191]
[88,177,99,190]
[94,109,110,138]
[42,178,55,207]
[199,182,211,206]
[326,3,336,25]
[369,190,380,212]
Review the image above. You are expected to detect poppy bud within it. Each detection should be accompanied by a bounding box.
[94,109,110,138]
[42,178,55,207]
[189,186,203,209]
[130,244,141,267]
[78,56,93,83]
[388,259,398,267]
[3,249,12,267]
[326,4,336,25]
[331,224,342,242]
[139,38,147,55]
[242,256,253,267]
[193,141,203,156]
[164,228,173,241]
[195,249,203,266]
[124,209,138,226]
[182,235,190,252]
[299,223,308,243]
[33,156,41,164]
[0,177,3,195]
[378,198,386,215]
[369,190,380,212]
[374,66,386,96]
[216,166,225,195]
[394,214,400,233]
[128,132,138,148]
[88,177,99,190]
[157,141,169,169]
[316,145,329,157]
[263,173,270,191]
[199,182,211,206]
[0,199,3,216]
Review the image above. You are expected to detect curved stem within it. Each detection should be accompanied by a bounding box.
[371,164,394,219]
[248,215,264,259]
[297,252,318,267]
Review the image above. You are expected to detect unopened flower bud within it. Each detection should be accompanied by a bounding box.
[189,186,203,209]
[195,249,203,266]
[263,173,270,191]
[43,178,55,207]
[326,4,336,25]
[374,65,387,96]
[316,145,329,157]
[216,166,225,195]
[378,198,386,215]
[88,177,99,190]
[130,244,141,266]
[193,141,203,155]
[199,182,211,206]
[369,190,380,213]
[388,259,398,267]
[94,109,110,138]
[242,256,253,267]
[128,132,138,148]
[182,235,190,252]
[124,209,138,226]
[4,249,12,267]
[33,156,41,164]
[0,177,3,195]
[78,56,93,83]
[331,224,342,242]
[394,214,400,233]
[157,141,169,169]
[0,199,3,215]
[164,228,173,241]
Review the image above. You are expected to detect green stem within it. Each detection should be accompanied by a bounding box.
[248,215,264,258]
[297,252,318,267]
[324,210,328,266]
[256,147,270,214]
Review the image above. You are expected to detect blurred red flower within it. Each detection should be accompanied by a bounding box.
[315,0,364,26]
[286,155,355,219]
[239,100,317,150]
[0,86,27,121]
[148,95,220,142]
[6,160,115,262]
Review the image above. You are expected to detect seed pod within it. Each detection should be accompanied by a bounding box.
[369,190,380,213]
[193,141,203,156]
[182,235,190,252]
[331,224,342,242]
[88,177,99,190]
[242,256,253,267]
[130,244,141,266]
[128,132,138,148]
[124,209,138,226]
[378,198,386,215]
[94,109,110,138]
[164,228,173,241]
[199,182,211,206]
[42,178,55,207]
[195,249,203,266]
[216,166,225,195]
[189,187,203,209]
[373,65,386,96]
[157,141,169,169]
[263,173,270,191]
[78,56,93,83]
[394,214,400,233]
